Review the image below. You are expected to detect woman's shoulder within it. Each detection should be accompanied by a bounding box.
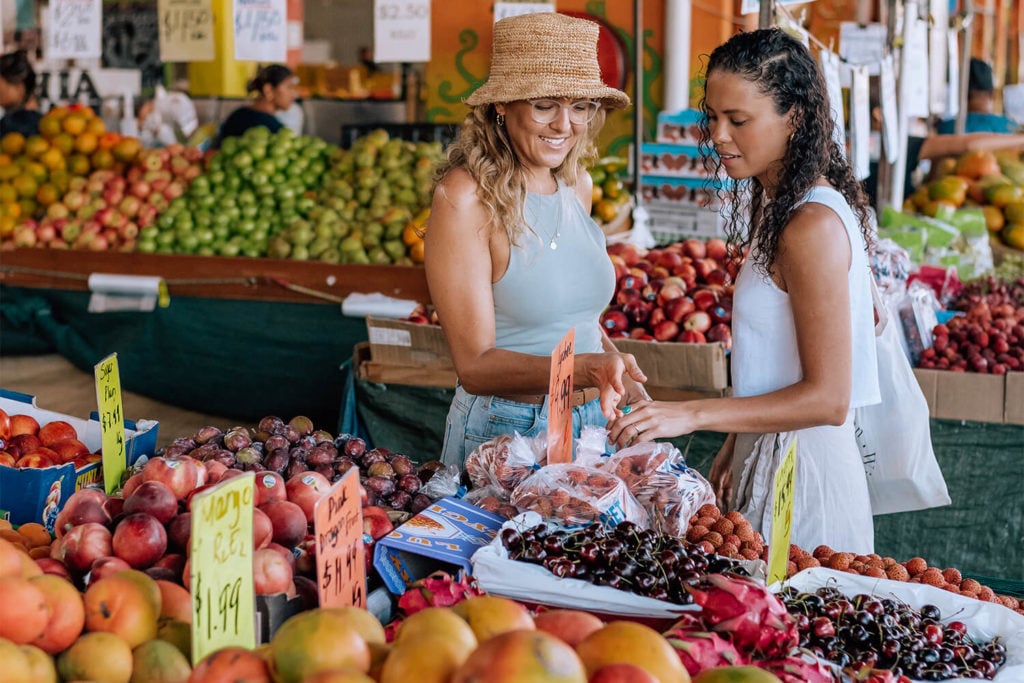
[435,167,481,208]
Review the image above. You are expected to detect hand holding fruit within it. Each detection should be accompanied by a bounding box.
[574,352,647,420]
[606,400,700,449]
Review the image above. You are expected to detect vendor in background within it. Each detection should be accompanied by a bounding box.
[136,85,199,148]
[211,64,296,149]
[0,50,41,137]
[937,58,1018,134]
[424,12,649,470]
[608,28,881,553]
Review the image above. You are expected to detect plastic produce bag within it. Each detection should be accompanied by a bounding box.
[462,486,519,519]
[595,442,715,536]
[510,463,648,529]
[897,280,941,364]
[419,464,463,500]
[464,432,546,501]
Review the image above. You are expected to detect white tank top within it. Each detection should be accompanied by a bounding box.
[731,186,881,409]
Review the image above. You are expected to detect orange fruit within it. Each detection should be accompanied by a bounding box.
[61,113,87,136]
[112,137,141,163]
[1002,223,1024,249]
[12,174,38,199]
[38,115,63,140]
[56,631,133,683]
[409,240,425,263]
[15,523,50,549]
[87,116,106,136]
[594,199,619,223]
[956,150,1001,180]
[91,148,115,170]
[36,183,60,206]
[74,131,98,155]
[67,153,91,176]
[1,132,26,155]
[1003,201,1024,224]
[23,136,50,159]
[50,132,74,156]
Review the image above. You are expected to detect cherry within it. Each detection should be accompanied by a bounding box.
[811,616,835,639]
[924,622,944,645]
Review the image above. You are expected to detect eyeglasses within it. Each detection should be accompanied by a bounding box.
[527,99,602,125]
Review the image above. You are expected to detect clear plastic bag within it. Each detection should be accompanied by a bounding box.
[510,463,648,529]
[419,464,463,500]
[464,432,546,501]
[596,442,716,536]
[462,485,520,519]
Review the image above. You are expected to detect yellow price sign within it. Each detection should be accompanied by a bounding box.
[767,436,798,585]
[189,472,256,665]
[314,468,366,609]
[94,353,127,494]
[547,327,575,465]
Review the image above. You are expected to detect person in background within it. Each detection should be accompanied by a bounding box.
[608,28,881,553]
[136,85,199,148]
[211,64,296,149]
[937,58,1018,134]
[425,12,649,470]
[0,49,41,137]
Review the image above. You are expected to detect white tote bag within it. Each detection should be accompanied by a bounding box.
[854,281,951,515]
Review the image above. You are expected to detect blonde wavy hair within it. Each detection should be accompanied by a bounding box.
[434,103,606,246]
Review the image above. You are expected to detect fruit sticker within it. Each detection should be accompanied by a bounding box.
[313,467,366,609]
[189,472,256,664]
[767,436,797,585]
[547,327,575,465]
[94,353,126,495]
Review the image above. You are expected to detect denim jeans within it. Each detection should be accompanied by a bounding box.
[440,384,608,470]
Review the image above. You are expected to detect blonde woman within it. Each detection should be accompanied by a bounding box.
[425,13,648,469]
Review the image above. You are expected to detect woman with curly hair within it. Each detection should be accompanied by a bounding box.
[425,12,649,470]
[608,28,880,552]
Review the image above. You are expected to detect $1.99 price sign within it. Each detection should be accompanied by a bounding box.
[547,327,575,465]
[314,468,366,609]
[190,472,256,665]
[767,436,798,585]
[94,353,127,495]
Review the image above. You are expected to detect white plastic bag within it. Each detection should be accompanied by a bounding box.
[855,280,950,515]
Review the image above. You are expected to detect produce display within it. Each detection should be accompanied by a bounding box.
[587,156,632,227]
[0,409,97,469]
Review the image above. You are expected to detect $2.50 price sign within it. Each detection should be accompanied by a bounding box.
[190,472,256,665]
[767,436,798,585]
[157,0,215,62]
[94,353,127,495]
[314,468,366,609]
[547,327,575,465]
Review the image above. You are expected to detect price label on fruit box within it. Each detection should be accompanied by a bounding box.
[314,467,366,609]
[47,0,102,60]
[547,327,575,465]
[767,436,798,585]
[232,0,287,62]
[158,0,215,62]
[94,353,127,495]
[189,472,256,665]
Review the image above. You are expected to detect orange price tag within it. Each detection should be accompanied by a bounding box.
[313,467,366,609]
[547,327,575,465]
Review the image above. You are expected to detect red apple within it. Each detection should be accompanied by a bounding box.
[629,328,654,341]
[60,522,114,573]
[656,281,687,308]
[123,480,179,524]
[706,268,731,286]
[142,455,202,500]
[8,432,42,456]
[259,499,308,548]
[616,287,642,306]
[622,301,652,326]
[677,330,707,344]
[682,310,712,334]
[254,471,287,506]
[50,438,90,463]
[691,289,718,312]
[656,250,684,271]
[253,547,294,596]
[709,303,732,326]
[253,506,274,550]
[617,274,647,291]
[601,309,629,335]
[37,420,78,446]
[705,238,728,262]
[706,323,733,350]
[122,473,144,499]
[694,258,718,281]
[285,471,332,523]
[647,307,666,328]
[681,239,707,260]
[653,320,680,342]
[16,451,58,468]
[663,296,696,323]
[112,512,168,569]
[10,413,40,437]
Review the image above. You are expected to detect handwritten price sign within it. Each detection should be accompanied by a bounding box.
[373,0,430,63]
[94,354,127,495]
[767,436,798,585]
[190,473,256,665]
[158,0,215,62]
[233,0,286,62]
[314,468,366,609]
[48,0,102,60]
[547,327,575,465]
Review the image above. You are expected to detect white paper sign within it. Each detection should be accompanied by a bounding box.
[47,0,102,60]
[928,0,948,116]
[158,0,215,62]
[902,13,930,119]
[233,0,286,62]
[373,0,430,63]
[819,50,846,153]
[849,65,871,181]
[944,29,960,120]
[1004,84,1024,126]
[879,55,900,164]
[838,22,885,77]
[494,2,554,22]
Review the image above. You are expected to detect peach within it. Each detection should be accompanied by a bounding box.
[59,521,113,573]
[142,455,202,500]
[112,512,167,569]
[254,547,293,595]
[534,609,604,648]
[0,451,16,467]
[285,471,332,522]
[255,471,287,505]
[122,472,144,498]
[155,579,192,623]
[260,499,308,548]
[10,414,40,437]
[7,433,41,457]
[253,506,274,549]
[54,488,111,538]
[123,480,179,524]
[49,438,90,463]
[15,452,57,469]
[38,420,78,447]
[88,556,132,584]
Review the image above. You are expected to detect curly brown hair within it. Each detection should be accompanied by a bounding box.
[697,28,873,273]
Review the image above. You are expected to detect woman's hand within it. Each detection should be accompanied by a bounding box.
[606,400,698,448]
[576,352,647,420]
[708,433,737,510]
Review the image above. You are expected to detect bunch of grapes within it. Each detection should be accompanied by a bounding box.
[500,520,749,604]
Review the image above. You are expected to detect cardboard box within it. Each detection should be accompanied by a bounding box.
[1003,372,1024,425]
[366,317,453,369]
[373,497,505,594]
[613,338,729,392]
[354,342,457,389]
[639,143,709,179]
[912,369,1007,424]
[0,389,159,530]
[656,109,702,145]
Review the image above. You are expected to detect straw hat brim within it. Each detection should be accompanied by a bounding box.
[466,82,630,110]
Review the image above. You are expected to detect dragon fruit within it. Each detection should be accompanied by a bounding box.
[664,629,747,676]
[759,655,835,683]
[396,570,483,616]
[685,573,799,659]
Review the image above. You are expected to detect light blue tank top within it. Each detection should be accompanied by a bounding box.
[492,182,614,356]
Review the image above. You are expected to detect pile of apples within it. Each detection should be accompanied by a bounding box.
[602,238,739,348]
[9,144,205,252]
[918,275,1024,373]
[0,410,97,470]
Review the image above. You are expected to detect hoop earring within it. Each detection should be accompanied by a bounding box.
[496,113,505,127]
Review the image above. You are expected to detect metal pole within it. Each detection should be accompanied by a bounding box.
[759,0,775,29]
[634,0,644,208]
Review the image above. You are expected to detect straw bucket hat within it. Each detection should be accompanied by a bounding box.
[465,12,630,110]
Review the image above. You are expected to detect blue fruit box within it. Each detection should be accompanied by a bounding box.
[0,389,159,530]
[373,497,505,594]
